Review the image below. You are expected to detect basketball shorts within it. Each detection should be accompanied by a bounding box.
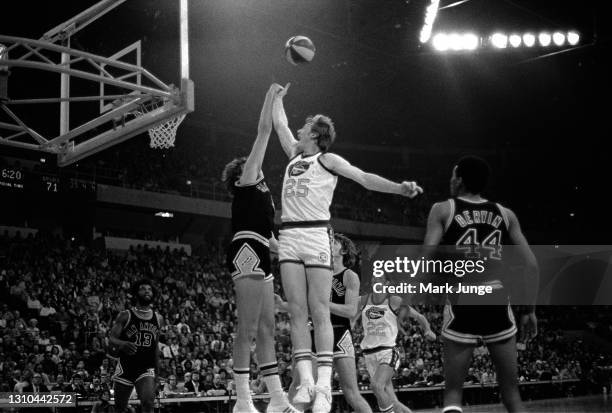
[333,326,355,359]
[308,324,355,359]
[226,238,272,282]
[362,346,401,378]
[278,226,333,269]
[442,304,517,345]
[112,359,155,387]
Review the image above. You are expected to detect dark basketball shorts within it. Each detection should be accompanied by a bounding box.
[226,237,272,282]
[442,304,517,345]
[332,326,355,359]
[308,324,355,359]
[112,359,155,387]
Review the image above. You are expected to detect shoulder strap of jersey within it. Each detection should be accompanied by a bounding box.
[388,295,402,316]
[335,267,348,279]
[122,309,132,329]
[235,174,264,188]
[317,152,337,176]
[360,294,371,313]
[496,202,510,229]
[288,152,303,163]
[444,198,456,232]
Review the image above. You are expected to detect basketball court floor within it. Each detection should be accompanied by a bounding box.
[415,395,611,413]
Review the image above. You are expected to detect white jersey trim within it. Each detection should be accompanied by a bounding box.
[232,230,270,247]
[445,199,455,231]
[496,203,510,229]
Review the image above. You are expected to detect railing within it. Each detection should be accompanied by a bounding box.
[63,379,582,412]
[27,165,423,225]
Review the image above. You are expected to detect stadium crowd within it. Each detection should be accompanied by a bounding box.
[1,231,610,402]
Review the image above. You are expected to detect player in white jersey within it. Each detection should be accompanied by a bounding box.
[272,84,423,413]
[357,275,436,413]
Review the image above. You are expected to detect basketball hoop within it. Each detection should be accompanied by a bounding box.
[134,99,186,149]
[148,112,185,149]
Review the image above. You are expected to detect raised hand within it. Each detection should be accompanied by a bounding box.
[270,82,291,98]
[400,181,423,198]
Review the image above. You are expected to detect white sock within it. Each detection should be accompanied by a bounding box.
[263,374,284,403]
[296,359,315,385]
[234,370,251,402]
[316,365,332,388]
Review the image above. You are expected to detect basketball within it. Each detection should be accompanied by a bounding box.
[285,36,316,65]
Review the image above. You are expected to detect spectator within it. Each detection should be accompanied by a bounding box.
[182,372,196,393]
[464,368,479,384]
[162,375,181,397]
[91,389,115,413]
[51,374,67,391]
[66,374,87,395]
[23,373,49,393]
[13,370,29,393]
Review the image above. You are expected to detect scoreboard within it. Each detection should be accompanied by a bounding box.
[0,167,97,195]
[0,167,25,190]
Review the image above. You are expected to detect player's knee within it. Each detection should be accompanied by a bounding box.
[236,321,259,342]
[288,301,308,321]
[309,304,331,326]
[370,379,386,395]
[258,312,275,336]
[140,398,154,412]
[342,386,361,403]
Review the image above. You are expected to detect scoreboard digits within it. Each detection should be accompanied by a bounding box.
[0,168,97,194]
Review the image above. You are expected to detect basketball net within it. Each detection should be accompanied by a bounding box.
[148,113,185,149]
[135,99,185,149]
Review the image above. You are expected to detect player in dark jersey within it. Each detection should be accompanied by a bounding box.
[222,84,298,413]
[424,156,538,413]
[109,279,162,413]
[327,233,372,413]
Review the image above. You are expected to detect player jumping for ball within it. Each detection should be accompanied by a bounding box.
[423,156,538,413]
[276,233,373,413]
[271,84,423,413]
[222,84,299,413]
[110,279,162,413]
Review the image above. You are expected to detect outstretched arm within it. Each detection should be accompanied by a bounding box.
[320,152,423,198]
[329,270,361,319]
[271,84,298,158]
[398,302,436,341]
[240,84,281,185]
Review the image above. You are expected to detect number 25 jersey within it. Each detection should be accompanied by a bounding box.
[281,152,337,223]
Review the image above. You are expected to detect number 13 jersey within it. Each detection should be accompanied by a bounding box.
[281,152,337,223]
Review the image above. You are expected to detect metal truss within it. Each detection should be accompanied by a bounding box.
[0,35,194,166]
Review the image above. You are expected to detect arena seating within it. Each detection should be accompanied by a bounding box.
[1,231,610,405]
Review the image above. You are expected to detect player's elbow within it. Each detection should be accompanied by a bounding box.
[356,173,371,189]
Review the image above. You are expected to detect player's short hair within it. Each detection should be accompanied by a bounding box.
[334,233,360,270]
[455,156,490,194]
[308,114,336,152]
[131,278,155,300]
[221,157,246,195]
